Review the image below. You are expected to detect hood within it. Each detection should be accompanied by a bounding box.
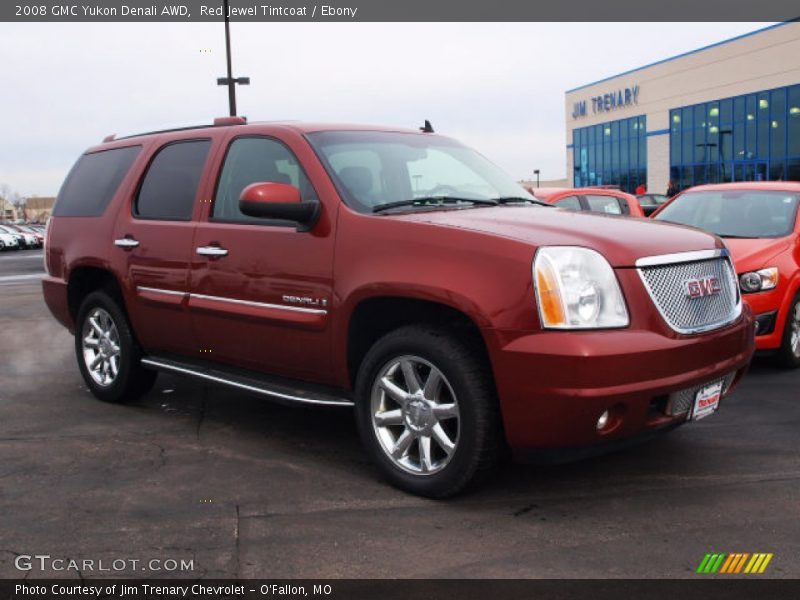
[723,236,793,273]
[397,206,721,267]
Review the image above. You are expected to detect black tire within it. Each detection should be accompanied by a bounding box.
[354,325,502,498]
[74,290,157,403]
[776,292,800,369]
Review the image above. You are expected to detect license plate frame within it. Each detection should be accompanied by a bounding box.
[690,380,723,421]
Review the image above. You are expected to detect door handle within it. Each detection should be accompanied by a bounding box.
[196,245,229,257]
[114,238,140,249]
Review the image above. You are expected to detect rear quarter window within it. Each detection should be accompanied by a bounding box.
[135,139,211,221]
[52,146,141,217]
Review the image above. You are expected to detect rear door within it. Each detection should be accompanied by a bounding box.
[112,137,214,355]
[188,134,336,383]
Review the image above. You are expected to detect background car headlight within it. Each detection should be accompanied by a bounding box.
[534,246,629,329]
[739,267,778,293]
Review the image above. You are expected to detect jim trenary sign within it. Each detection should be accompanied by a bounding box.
[572,85,640,119]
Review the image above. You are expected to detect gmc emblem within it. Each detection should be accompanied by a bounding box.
[685,277,722,299]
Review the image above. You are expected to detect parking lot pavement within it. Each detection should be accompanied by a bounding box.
[1,258,798,579]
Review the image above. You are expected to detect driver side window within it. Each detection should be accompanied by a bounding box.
[213,137,317,224]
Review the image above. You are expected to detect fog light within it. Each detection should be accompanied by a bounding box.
[596,411,609,430]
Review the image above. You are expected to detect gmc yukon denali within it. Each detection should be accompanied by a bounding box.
[42,118,755,497]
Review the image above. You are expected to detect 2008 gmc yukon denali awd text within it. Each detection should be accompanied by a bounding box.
[42,118,755,497]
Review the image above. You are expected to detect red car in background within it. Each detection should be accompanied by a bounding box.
[653,182,800,367]
[524,187,646,217]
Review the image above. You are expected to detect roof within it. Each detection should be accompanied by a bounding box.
[682,181,800,193]
[102,119,426,144]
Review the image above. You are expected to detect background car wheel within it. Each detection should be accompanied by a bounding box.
[776,292,800,368]
[75,290,157,403]
[355,325,502,498]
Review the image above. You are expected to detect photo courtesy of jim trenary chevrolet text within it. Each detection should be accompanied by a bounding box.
[1,1,800,599]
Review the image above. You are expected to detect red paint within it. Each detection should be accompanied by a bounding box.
[525,186,647,217]
[653,182,800,351]
[43,122,755,451]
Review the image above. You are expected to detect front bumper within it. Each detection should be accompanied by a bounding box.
[743,287,787,350]
[486,307,754,450]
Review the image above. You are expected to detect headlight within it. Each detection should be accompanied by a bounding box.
[534,246,629,329]
[739,267,778,293]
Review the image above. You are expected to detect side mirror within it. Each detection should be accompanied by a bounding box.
[239,182,319,230]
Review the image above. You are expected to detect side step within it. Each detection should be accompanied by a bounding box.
[141,356,354,408]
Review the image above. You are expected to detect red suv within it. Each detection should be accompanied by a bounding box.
[653,182,800,367]
[43,119,754,497]
[526,187,646,217]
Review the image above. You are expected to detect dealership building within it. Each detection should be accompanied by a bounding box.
[565,22,800,196]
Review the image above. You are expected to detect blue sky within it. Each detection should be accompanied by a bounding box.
[0,22,771,197]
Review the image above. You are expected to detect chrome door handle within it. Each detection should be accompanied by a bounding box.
[114,238,140,249]
[196,246,228,257]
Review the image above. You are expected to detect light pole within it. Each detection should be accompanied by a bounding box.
[533,169,540,188]
[217,0,250,116]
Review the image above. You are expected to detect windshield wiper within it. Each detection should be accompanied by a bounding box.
[495,196,552,207]
[715,233,757,239]
[372,196,498,213]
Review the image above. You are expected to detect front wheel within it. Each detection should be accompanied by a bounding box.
[75,290,157,403]
[776,293,800,368]
[355,325,502,498]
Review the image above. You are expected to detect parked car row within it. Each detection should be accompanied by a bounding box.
[0,222,45,250]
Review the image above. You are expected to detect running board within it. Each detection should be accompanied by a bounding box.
[141,356,354,408]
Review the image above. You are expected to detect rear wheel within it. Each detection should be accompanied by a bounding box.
[355,325,501,497]
[776,293,800,368]
[75,290,157,403]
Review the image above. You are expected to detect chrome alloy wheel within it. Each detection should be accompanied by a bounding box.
[370,355,460,475]
[791,301,800,358]
[81,307,121,387]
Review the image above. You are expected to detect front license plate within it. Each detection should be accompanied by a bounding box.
[691,381,723,421]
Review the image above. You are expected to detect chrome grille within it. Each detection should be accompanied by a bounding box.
[637,251,740,334]
[667,372,737,416]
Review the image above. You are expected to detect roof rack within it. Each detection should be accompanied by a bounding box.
[103,116,247,143]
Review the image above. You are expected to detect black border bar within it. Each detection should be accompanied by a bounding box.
[2,1,800,22]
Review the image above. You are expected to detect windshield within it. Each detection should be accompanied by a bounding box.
[654,190,799,238]
[306,131,536,213]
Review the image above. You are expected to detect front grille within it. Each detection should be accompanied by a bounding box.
[667,372,737,416]
[638,254,740,334]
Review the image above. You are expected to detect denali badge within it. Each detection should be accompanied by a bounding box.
[282,295,328,307]
[685,277,722,299]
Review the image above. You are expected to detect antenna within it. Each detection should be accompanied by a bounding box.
[420,120,434,133]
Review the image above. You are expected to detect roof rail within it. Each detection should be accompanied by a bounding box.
[102,116,248,143]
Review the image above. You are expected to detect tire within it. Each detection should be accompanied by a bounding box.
[776,292,800,368]
[74,290,157,403]
[354,325,502,498]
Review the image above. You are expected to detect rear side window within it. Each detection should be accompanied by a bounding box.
[135,140,211,220]
[585,194,623,215]
[52,146,141,217]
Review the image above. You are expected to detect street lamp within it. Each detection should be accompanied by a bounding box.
[533,169,540,188]
[217,0,250,116]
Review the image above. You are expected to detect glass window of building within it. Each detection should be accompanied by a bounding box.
[573,115,646,193]
[670,83,800,191]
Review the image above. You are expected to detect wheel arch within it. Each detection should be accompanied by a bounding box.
[344,295,493,390]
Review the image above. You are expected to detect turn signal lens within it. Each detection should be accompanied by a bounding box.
[535,254,566,327]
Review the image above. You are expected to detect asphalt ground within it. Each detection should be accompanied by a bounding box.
[0,249,798,579]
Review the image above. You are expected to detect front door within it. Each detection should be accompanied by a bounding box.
[188,135,336,384]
